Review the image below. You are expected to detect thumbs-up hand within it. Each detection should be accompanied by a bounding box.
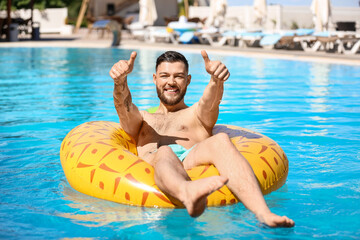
[201,50,230,82]
[110,51,137,85]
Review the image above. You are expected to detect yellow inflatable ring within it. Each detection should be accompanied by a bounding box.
[60,121,288,207]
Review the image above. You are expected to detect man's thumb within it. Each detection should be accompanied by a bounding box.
[128,51,137,66]
[201,50,210,65]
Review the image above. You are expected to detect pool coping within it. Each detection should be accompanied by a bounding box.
[1,33,359,66]
[119,40,360,66]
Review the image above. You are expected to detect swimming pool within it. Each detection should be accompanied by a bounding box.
[1,47,359,239]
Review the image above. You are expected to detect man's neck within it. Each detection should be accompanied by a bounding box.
[157,101,188,114]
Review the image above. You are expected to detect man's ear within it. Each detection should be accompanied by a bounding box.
[187,74,191,86]
[153,73,156,84]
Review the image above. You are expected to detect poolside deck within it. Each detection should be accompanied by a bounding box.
[1,29,359,66]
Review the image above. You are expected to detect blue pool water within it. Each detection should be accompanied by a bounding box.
[1,47,360,239]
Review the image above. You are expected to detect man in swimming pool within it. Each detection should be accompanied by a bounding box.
[109,50,294,227]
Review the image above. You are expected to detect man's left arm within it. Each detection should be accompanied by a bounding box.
[197,50,230,131]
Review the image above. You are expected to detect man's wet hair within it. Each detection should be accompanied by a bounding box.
[156,51,189,72]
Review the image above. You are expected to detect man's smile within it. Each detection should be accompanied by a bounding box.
[164,86,179,94]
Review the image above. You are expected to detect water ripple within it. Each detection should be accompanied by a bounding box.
[1,47,360,239]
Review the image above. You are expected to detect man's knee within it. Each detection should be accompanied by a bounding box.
[157,145,173,155]
[153,145,175,164]
[213,132,232,145]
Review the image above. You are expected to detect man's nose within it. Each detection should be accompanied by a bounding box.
[167,76,176,84]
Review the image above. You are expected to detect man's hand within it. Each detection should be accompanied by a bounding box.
[109,51,137,85]
[201,50,230,82]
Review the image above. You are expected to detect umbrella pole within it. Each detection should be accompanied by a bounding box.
[75,0,90,33]
[184,0,189,18]
[30,0,34,25]
[6,0,11,41]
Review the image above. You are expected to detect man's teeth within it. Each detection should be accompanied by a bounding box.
[166,89,177,92]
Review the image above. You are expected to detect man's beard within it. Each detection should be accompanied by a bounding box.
[156,86,187,106]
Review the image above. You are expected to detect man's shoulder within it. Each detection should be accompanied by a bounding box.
[177,103,198,116]
[139,109,150,116]
[179,103,197,112]
[175,103,202,124]
[140,105,196,120]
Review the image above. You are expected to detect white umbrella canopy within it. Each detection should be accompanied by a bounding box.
[311,0,332,32]
[205,0,227,28]
[139,0,158,26]
[253,0,267,26]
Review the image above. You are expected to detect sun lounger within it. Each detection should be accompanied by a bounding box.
[166,16,200,44]
[236,31,265,48]
[178,31,195,44]
[145,26,194,44]
[88,20,122,46]
[336,32,360,55]
[343,37,360,54]
[294,31,343,53]
[260,32,295,49]
[89,20,111,38]
[260,29,315,49]
[314,32,340,52]
[146,26,179,44]
[293,35,319,52]
[194,28,237,46]
[127,22,148,40]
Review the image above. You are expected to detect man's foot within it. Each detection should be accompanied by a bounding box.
[181,176,228,218]
[257,212,295,228]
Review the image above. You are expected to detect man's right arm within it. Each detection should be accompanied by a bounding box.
[197,50,230,132]
[110,51,143,141]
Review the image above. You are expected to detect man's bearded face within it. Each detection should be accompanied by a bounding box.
[154,61,190,106]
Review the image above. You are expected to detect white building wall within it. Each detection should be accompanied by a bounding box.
[280,6,314,29]
[90,0,119,17]
[332,7,360,25]
[154,0,178,26]
[3,4,359,35]
[189,5,360,31]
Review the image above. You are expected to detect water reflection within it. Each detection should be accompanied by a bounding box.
[60,181,211,238]
[250,58,268,112]
[252,58,266,79]
[60,182,164,228]
[138,49,157,74]
[308,63,331,113]
[301,63,333,137]
[60,180,243,238]
[60,177,291,238]
[133,49,159,108]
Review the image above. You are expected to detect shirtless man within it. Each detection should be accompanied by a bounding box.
[109,50,295,228]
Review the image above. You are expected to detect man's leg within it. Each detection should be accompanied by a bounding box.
[150,145,228,217]
[183,133,295,227]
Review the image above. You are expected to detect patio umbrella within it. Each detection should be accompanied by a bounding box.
[253,0,267,26]
[205,0,227,28]
[311,0,332,32]
[138,0,158,26]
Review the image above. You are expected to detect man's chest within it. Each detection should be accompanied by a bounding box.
[143,114,191,136]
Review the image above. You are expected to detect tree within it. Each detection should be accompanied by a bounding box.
[0,0,84,25]
[178,0,194,17]
[0,0,78,10]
